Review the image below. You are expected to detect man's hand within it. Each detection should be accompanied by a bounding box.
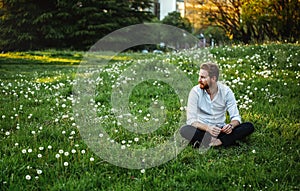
[221,124,233,134]
[207,126,221,137]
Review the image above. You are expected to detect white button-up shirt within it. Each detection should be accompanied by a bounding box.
[186,82,241,127]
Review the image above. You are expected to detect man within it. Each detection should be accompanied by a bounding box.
[180,62,254,147]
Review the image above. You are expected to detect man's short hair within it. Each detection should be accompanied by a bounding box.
[200,62,219,81]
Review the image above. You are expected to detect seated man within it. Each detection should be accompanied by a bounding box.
[180,62,254,147]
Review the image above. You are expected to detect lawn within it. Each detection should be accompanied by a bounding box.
[0,43,299,190]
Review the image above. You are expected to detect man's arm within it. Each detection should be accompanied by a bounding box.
[229,120,240,128]
[226,89,242,123]
[222,88,242,134]
[192,121,221,137]
[186,87,199,125]
[221,120,240,134]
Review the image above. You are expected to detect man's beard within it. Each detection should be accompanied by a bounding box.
[199,83,209,90]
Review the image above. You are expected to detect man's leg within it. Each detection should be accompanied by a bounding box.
[179,125,212,147]
[218,122,254,146]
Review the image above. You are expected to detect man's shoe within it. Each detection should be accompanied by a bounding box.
[192,140,201,148]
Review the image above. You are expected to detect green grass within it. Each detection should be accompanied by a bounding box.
[1,43,299,190]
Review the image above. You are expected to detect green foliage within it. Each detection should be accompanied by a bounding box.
[205,0,300,43]
[162,11,192,33]
[203,26,229,45]
[0,44,299,190]
[0,0,154,51]
[267,0,300,42]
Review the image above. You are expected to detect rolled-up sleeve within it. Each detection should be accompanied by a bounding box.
[225,89,242,124]
[186,87,199,125]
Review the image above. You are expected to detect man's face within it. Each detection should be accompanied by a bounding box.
[198,69,211,89]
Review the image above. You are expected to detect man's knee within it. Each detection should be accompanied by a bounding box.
[179,125,196,140]
[180,125,191,136]
[246,122,254,133]
[242,122,254,134]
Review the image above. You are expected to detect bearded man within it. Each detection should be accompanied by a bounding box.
[180,62,254,147]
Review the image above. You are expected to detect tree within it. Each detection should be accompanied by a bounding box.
[70,0,154,49]
[0,0,154,51]
[195,0,300,43]
[203,25,229,45]
[184,0,217,32]
[209,0,251,43]
[161,11,192,33]
[0,0,43,50]
[268,0,300,42]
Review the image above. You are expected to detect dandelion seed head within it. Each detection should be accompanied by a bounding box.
[36,169,42,175]
[25,175,31,180]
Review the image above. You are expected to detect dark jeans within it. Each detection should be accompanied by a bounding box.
[180,122,254,147]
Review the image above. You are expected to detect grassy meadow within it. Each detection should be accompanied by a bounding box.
[0,43,299,190]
